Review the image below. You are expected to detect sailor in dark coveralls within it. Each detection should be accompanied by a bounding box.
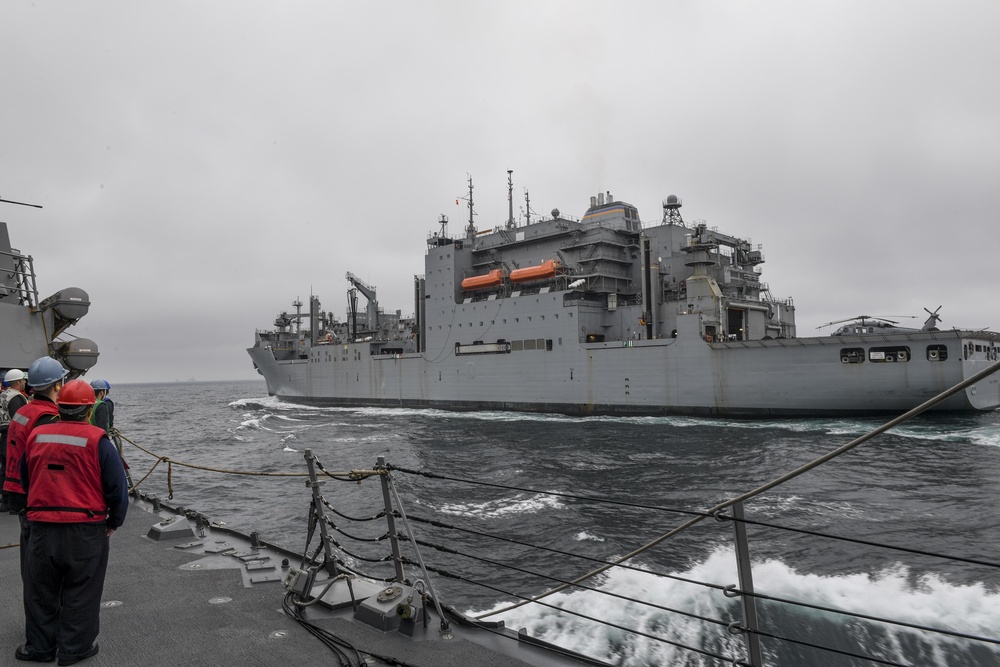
[16,379,128,665]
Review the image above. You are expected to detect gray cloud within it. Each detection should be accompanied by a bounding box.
[2,1,997,382]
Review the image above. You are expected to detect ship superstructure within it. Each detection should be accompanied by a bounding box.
[0,207,98,375]
[249,179,1000,416]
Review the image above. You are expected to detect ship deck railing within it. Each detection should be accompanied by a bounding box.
[302,458,997,667]
[0,248,38,307]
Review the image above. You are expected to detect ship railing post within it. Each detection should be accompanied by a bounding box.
[730,500,763,666]
[381,458,451,634]
[303,448,339,577]
[377,455,407,583]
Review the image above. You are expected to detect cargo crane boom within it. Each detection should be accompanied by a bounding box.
[345,272,379,333]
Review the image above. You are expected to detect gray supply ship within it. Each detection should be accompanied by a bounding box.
[0,198,98,376]
[249,177,1000,416]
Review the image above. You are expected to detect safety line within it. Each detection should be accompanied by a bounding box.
[718,511,1000,570]
[403,558,741,666]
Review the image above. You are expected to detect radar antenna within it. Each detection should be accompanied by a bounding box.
[662,195,683,225]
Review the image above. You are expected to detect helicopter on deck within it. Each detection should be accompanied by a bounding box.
[820,307,942,337]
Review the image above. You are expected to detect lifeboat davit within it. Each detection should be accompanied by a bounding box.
[461,268,505,291]
[510,259,559,284]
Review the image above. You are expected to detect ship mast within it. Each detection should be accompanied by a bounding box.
[465,175,476,241]
[524,189,531,226]
[506,169,515,229]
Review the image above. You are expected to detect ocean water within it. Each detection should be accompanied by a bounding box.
[112,380,1000,666]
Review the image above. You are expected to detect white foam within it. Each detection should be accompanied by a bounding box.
[437,492,565,519]
[575,531,605,542]
[473,548,1000,666]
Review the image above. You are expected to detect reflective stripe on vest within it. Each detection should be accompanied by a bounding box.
[33,433,89,447]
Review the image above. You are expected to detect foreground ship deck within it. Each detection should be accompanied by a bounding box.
[0,500,587,667]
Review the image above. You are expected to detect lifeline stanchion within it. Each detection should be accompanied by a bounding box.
[727,501,762,667]
[381,460,451,635]
[304,448,339,577]
[375,456,406,583]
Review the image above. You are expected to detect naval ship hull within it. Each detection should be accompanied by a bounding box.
[249,325,1000,417]
[250,184,1000,417]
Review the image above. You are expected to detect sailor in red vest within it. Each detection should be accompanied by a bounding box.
[3,357,68,575]
[15,379,129,665]
[1,368,30,512]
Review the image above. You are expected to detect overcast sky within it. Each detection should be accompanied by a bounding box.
[2,1,998,384]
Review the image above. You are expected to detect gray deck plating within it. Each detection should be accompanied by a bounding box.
[0,503,563,666]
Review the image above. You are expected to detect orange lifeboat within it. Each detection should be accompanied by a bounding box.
[461,268,505,291]
[510,259,560,284]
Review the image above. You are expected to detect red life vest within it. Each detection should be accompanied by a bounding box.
[3,398,59,495]
[25,421,108,523]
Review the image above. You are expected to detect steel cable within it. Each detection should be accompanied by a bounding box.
[405,512,728,592]
[717,511,1000,570]
[399,557,743,666]
[398,533,732,628]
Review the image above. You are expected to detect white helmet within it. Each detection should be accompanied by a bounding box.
[4,369,26,383]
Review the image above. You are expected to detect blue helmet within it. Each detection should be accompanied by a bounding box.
[90,378,111,393]
[27,357,69,388]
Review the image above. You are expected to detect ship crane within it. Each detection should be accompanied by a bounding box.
[346,271,380,335]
